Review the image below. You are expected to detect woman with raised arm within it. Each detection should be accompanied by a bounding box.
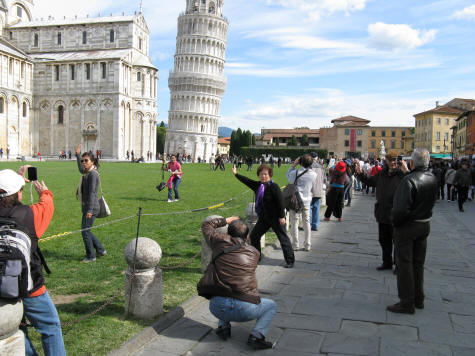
[232,164,295,268]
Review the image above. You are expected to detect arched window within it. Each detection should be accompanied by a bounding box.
[34,33,39,47]
[58,105,64,124]
[0,98,4,114]
[110,29,115,43]
[209,2,215,13]
[22,102,27,117]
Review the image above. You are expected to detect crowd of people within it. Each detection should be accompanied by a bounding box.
[1,146,473,354]
[198,148,474,349]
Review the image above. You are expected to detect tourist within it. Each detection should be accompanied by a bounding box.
[355,151,408,271]
[310,154,326,231]
[163,155,182,202]
[0,168,66,356]
[198,216,276,350]
[286,154,316,251]
[323,161,347,222]
[232,164,295,268]
[75,144,107,263]
[388,148,438,314]
[445,164,457,201]
[453,160,471,212]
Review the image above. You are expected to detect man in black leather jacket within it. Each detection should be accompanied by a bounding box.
[388,148,438,314]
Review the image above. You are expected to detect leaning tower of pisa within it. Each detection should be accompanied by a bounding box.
[165,0,228,162]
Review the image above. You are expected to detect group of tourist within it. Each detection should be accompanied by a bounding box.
[198,148,466,349]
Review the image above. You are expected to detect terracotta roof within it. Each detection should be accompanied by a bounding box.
[331,115,370,124]
[337,122,370,127]
[218,137,230,145]
[414,105,463,117]
[451,98,475,105]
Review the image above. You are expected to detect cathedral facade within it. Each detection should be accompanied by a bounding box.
[165,0,228,162]
[0,0,158,159]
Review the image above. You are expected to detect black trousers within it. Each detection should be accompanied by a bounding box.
[394,221,430,307]
[324,187,344,219]
[438,184,445,200]
[250,216,295,264]
[457,186,469,211]
[378,223,394,266]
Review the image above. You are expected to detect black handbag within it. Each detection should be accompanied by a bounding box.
[156,163,166,192]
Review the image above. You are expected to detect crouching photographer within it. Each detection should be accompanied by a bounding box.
[0,167,66,356]
[198,216,276,350]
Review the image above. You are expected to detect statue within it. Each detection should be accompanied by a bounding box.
[379,140,386,160]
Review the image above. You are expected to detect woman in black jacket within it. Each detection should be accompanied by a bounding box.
[232,164,295,268]
[76,144,106,262]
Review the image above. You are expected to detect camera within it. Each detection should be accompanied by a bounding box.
[27,166,38,181]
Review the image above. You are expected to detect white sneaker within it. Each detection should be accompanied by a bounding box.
[168,199,173,203]
[174,199,179,202]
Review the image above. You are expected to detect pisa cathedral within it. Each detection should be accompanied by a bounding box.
[0,0,158,159]
[165,0,228,162]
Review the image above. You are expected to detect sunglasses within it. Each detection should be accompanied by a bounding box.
[81,159,90,163]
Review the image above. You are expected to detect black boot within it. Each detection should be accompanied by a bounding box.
[247,335,274,350]
[215,326,231,340]
[387,302,415,314]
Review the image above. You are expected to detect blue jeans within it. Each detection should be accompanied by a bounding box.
[209,296,277,337]
[168,176,181,200]
[21,291,66,356]
[310,197,321,230]
[81,213,105,259]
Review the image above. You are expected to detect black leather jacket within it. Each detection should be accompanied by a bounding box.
[392,167,438,227]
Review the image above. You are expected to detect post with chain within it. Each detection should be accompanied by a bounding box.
[124,207,163,319]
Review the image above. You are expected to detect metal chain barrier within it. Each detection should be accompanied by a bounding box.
[39,189,252,244]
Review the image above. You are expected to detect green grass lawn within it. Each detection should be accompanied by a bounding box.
[0,160,290,356]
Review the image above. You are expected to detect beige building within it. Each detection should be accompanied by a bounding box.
[0,0,158,159]
[367,127,412,158]
[217,136,230,156]
[319,116,370,158]
[454,114,467,158]
[414,103,463,155]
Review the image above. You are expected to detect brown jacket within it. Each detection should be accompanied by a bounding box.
[197,218,261,304]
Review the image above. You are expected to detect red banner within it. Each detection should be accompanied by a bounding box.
[350,130,356,152]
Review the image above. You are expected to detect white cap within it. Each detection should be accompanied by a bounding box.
[0,169,25,198]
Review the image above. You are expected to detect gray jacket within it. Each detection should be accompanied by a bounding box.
[77,154,100,215]
[311,162,326,198]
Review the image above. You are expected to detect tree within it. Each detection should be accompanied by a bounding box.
[274,137,280,146]
[156,121,166,154]
[301,134,309,146]
[289,135,298,146]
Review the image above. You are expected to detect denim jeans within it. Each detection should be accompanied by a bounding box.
[209,296,277,337]
[21,291,66,356]
[81,213,105,259]
[168,176,181,200]
[310,197,321,230]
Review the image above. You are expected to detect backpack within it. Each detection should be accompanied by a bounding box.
[283,169,308,212]
[0,218,34,299]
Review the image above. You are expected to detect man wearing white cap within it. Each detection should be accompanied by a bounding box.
[0,167,66,356]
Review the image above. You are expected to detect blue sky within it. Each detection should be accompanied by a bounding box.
[34,0,475,132]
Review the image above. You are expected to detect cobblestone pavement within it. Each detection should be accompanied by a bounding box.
[131,193,475,356]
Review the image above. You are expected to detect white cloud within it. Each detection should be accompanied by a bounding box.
[221,89,427,132]
[368,22,436,51]
[452,5,475,21]
[264,0,368,19]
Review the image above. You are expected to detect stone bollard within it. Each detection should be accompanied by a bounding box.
[245,202,265,249]
[0,299,25,356]
[201,215,227,273]
[124,237,163,319]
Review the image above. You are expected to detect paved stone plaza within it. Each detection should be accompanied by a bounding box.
[120,193,475,356]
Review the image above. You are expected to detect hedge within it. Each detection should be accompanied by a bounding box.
[240,147,328,159]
